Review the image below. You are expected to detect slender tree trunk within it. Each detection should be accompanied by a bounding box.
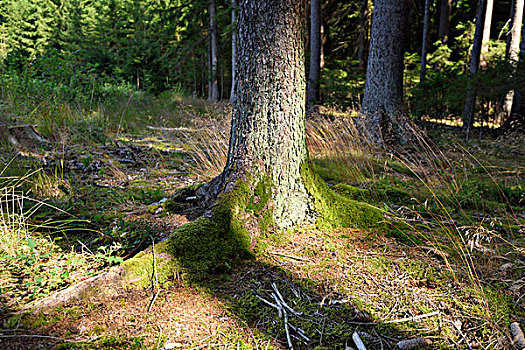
[208,0,219,101]
[358,0,369,71]
[359,0,419,147]
[463,0,487,139]
[307,0,321,103]
[503,0,524,116]
[230,0,237,103]
[416,0,431,117]
[480,0,493,66]
[509,13,525,123]
[420,0,430,84]
[438,0,451,42]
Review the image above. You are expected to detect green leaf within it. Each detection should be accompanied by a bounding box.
[27,238,36,249]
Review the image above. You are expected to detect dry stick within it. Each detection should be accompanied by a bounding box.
[271,292,292,350]
[352,331,368,350]
[0,335,70,342]
[255,294,280,310]
[271,283,302,315]
[384,311,440,324]
[283,309,293,350]
[147,237,160,313]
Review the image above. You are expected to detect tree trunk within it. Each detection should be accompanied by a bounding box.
[503,0,524,116]
[438,0,451,42]
[198,0,314,230]
[307,0,321,103]
[507,11,525,127]
[359,0,418,147]
[480,0,493,67]
[357,0,369,71]
[420,0,430,84]
[208,0,219,101]
[463,0,487,139]
[230,0,237,103]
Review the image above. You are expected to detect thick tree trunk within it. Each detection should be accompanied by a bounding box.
[439,0,451,42]
[480,0,494,66]
[503,0,524,116]
[359,0,418,147]
[463,0,487,139]
[357,0,369,71]
[230,0,237,103]
[201,0,315,229]
[208,0,220,101]
[307,0,321,103]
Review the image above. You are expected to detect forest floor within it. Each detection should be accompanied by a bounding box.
[0,97,524,349]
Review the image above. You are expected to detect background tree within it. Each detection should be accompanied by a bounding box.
[439,0,451,42]
[508,13,525,127]
[359,0,418,147]
[463,0,487,139]
[503,0,524,116]
[208,0,219,101]
[480,0,493,66]
[230,0,237,103]
[307,0,321,104]
[357,0,369,70]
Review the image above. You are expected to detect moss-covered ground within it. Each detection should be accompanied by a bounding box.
[0,96,524,349]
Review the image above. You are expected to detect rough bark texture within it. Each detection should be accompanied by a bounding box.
[439,0,451,42]
[463,0,487,139]
[357,0,369,71]
[307,0,321,103]
[359,0,417,147]
[230,0,237,103]
[480,0,493,66]
[208,0,220,101]
[204,0,314,229]
[503,0,524,115]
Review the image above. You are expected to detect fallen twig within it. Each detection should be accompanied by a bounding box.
[396,337,432,349]
[384,311,439,324]
[272,283,302,316]
[352,331,367,350]
[147,237,161,313]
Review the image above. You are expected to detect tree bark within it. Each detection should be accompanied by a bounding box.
[438,0,451,42]
[307,0,321,103]
[507,11,525,127]
[208,0,220,101]
[359,0,418,147]
[462,0,487,139]
[503,0,524,116]
[230,0,237,103]
[357,0,369,71]
[480,0,494,67]
[420,0,430,84]
[200,0,316,229]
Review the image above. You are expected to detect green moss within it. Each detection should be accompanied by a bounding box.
[333,184,369,200]
[162,199,182,213]
[301,162,386,230]
[122,240,180,288]
[168,179,255,274]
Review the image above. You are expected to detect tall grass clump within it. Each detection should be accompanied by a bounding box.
[0,178,28,256]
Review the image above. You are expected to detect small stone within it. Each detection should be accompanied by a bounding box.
[498,263,515,272]
[163,342,183,349]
